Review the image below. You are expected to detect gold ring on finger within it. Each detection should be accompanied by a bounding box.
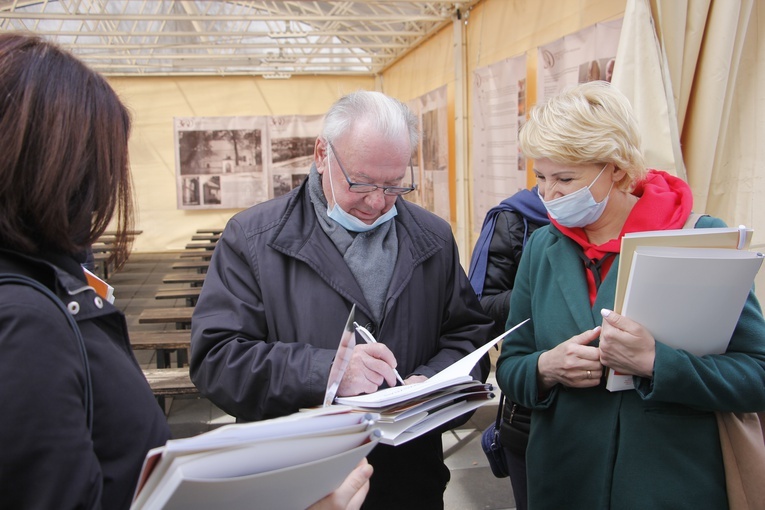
[587,370,592,379]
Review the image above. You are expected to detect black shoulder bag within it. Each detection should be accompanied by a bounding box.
[481,392,509,478]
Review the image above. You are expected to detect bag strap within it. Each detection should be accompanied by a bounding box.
[683,212,705,229]
[493,391,505,430]
[0,273,93,432]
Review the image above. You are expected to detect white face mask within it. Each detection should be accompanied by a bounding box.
[539,164,612,228]
[325,155,397,232]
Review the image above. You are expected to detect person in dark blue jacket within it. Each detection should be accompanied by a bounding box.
[468,187,549,510]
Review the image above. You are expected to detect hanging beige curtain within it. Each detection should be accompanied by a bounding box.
[617,0,764,296]
[611,0,684,178]
[652,0,758,227]
[614,0,760,231]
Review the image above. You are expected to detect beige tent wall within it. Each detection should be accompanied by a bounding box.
[108,75,374,252]
[381,0,627,262]
[114,0,762,285]
[381,24,460,232]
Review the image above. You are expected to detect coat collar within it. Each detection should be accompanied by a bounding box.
[269,179,441,264]
[266,179,442,321]
[0,249,109,321]
[543,227,617,333]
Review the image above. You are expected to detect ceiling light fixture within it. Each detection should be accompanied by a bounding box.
[262,72,292,79]
[268,31,308,39]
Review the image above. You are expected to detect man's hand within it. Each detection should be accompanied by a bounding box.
[404,374,427,385]
[336,344,400,396]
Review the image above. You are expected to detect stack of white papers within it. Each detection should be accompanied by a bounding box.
[335,319,530,445]
[607,226,763,391]
[131,408,380,510]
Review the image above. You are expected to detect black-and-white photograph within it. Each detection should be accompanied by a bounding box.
[272,174,292,198]
[201,176,221,205]
[177,129,262,175]
[270,136,314,196]
[422,109,444,171]
[182,176,200,206]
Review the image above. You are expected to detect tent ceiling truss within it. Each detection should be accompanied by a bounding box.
[0,0,480,77]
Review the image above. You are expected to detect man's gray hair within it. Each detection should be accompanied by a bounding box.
[321,90,419,151]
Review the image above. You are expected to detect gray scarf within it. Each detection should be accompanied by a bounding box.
[307,165,397,322]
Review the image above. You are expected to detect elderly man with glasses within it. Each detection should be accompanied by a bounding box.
[191,90,493,510]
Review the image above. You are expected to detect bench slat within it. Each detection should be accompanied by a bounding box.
[185,242,217,250]
[162,273,206,285]
[138,307,194,325]
[178,251,213,259]
[191,234,221,242]
[155,287,202,300]
[171,260,209,272]
[130,330,191,350]
[143,368,198,396]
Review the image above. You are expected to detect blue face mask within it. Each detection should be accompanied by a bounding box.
[539,164,612,228]
[325,156,398,232]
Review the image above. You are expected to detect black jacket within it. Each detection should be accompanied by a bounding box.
[190,179,494,421]
[480,211,545,339]
[476,210,546,452]
[0,250,170,510]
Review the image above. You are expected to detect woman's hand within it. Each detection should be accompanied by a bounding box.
[308,459,373,510]
[598,309,656,378]
[537,327,603,391]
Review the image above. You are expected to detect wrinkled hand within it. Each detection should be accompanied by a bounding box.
[598,309,655,378]
[336,343,400,396]
[308,459,373,510]
[537,327,603,391]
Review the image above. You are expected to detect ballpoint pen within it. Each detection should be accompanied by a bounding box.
[353,322,406,386]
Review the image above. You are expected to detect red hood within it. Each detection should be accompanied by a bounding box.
[554,169,694,258]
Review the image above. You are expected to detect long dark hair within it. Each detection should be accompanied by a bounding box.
[0,32,134,269]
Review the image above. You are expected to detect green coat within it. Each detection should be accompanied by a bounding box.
[497,215,765,509]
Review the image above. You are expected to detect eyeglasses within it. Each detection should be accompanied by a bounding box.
[327,141,416,196]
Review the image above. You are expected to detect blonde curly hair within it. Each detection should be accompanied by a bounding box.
[519,81,646,191]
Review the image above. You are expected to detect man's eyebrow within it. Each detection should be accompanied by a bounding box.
[353,170,407,184]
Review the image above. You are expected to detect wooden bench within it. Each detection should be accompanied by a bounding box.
[162,272,206,286]
[130,329,191,350]
[138,307,194,328]
[143,368,197,396]
[171,260,210,273]
[196,228,224,235]
[131,329,191,368]
[179,250,213,260]
[143,367,198,411]
[155,287,202,306]
[96,235,117,244]
[90,242,114,253]
[191,234,221,242]
[92,252,115,279]
[185,242,217,250]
